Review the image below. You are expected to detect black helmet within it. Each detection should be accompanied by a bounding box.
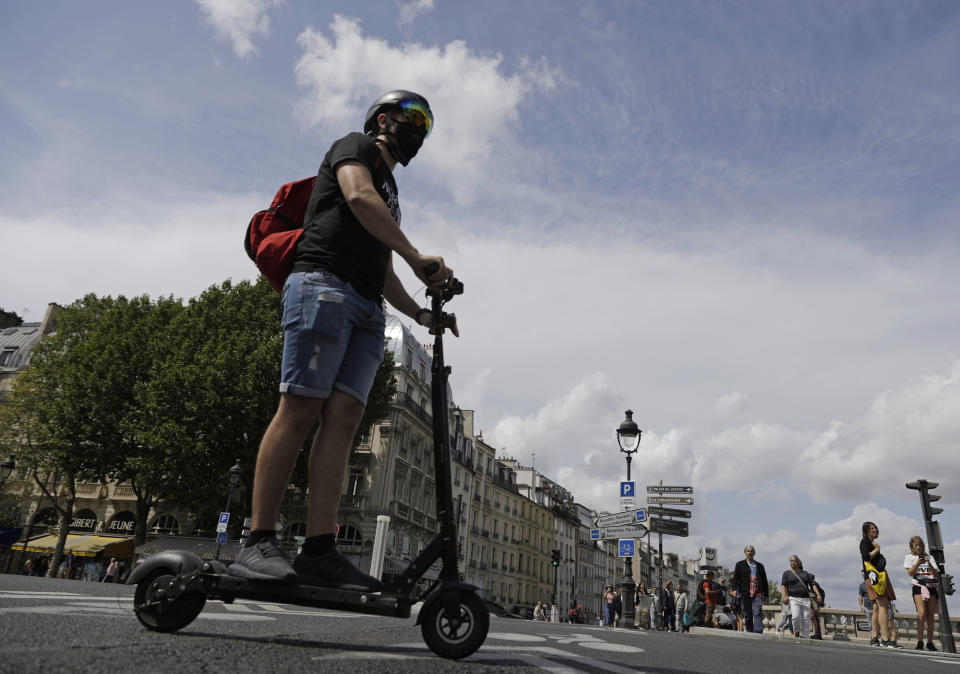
[363,90,434,137]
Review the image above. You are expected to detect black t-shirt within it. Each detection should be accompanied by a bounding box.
[781,569,813,598]
[294,132,400,300]
[860,537,886,572]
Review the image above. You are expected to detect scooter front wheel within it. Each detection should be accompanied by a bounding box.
[420,591,489,660]
[133,568,206,632]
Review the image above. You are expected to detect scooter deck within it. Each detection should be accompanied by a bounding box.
[200,573,413,618]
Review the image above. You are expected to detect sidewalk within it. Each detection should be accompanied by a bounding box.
[687,625,960,657]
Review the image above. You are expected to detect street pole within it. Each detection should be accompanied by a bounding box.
[657,532,664,631]
[906,479,955,654]
[615,410,641,629]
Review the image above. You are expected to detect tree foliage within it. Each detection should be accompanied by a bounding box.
[1,278,402,552]
[130,278,282,531]
[0,308,23,329]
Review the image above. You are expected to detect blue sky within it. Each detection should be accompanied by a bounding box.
[3,1,960,610]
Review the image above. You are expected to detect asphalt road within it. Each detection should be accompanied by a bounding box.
[2,574,959,673]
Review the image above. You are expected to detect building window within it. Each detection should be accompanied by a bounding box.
[284,521,307,540]
[347,468,365,495]
[0,347,17,367]
[336,524,362,547]
[150,515,180,535]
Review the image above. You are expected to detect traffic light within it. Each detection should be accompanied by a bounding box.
[551,549,561,567]
[907,480,944,521]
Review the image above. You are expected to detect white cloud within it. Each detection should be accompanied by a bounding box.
[799,362,960,505]
[195,0,283,59]
[714,391,751,415]
[293,15,562,203]
[398,0,435,27]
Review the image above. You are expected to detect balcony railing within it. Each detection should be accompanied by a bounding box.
[75,483,102,497]
[284,491,309,506]
[473,493,481,502]
[481,529,489,538]
[392,501,410,519]
[470,525,480,535]
[339,494,364,510]
[397,392,432,426]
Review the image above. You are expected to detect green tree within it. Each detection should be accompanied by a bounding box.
[3,295,126,574]
[0,308,23,329]
[132,278,283,530]
[767,581,783,606]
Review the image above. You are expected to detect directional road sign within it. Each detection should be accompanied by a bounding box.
[646,495,694,505]
[590,524,649,540]
[650,518,689,537]
[646,485,694,494]
[595,509,647,528]
[618,539,636,557]
[646,506,692,519]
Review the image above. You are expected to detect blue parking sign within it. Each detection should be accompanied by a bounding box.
[219,512,230,525]
[590,529,600,540]
[216,532,228,544]
[620,481,635,498]
[618,539,635,557]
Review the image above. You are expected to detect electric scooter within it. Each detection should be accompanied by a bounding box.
[127,273,489,660]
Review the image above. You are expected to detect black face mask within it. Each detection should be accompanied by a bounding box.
[383,120,426,166]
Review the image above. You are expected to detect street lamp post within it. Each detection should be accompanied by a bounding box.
[215,460,244,560]
[616,409,641,628]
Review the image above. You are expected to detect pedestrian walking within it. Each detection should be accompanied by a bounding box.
[809,572,825,639]
[780,555,814,638]
[675,585,690,633]
[102,557,119,583]
[731,544,769,633]
[229,90,452,590]
[603,585,617,627]
[904,535,940,651]
[533,601,546,621]
[660,581,676,631]
[698,571,720,627]
[860,521,899,648]
[634,582,652,630]
[57,550,74,579]
[776,603,793,636]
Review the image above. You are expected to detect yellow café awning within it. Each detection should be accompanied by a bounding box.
[20,533,137,558]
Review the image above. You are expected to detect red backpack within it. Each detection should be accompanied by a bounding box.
[244,177,315,293]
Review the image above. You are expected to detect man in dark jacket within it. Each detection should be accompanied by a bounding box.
[731,544,769,633]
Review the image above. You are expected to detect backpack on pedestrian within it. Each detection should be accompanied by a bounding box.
[244,177,316,293]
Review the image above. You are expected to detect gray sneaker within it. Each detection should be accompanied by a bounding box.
[227,538,297,584]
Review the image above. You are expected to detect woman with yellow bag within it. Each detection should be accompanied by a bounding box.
[860,521,900,648]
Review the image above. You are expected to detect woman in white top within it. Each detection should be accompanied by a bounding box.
[904,536,940,651]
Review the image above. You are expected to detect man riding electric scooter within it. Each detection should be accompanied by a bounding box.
[229,90,457,589]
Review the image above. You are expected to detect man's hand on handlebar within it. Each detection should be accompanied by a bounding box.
[410,254,452,288]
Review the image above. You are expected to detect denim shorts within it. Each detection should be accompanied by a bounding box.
[279,271,385,404]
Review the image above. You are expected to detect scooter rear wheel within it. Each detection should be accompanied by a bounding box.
[133,569,206,632]
[420,591,489,660]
